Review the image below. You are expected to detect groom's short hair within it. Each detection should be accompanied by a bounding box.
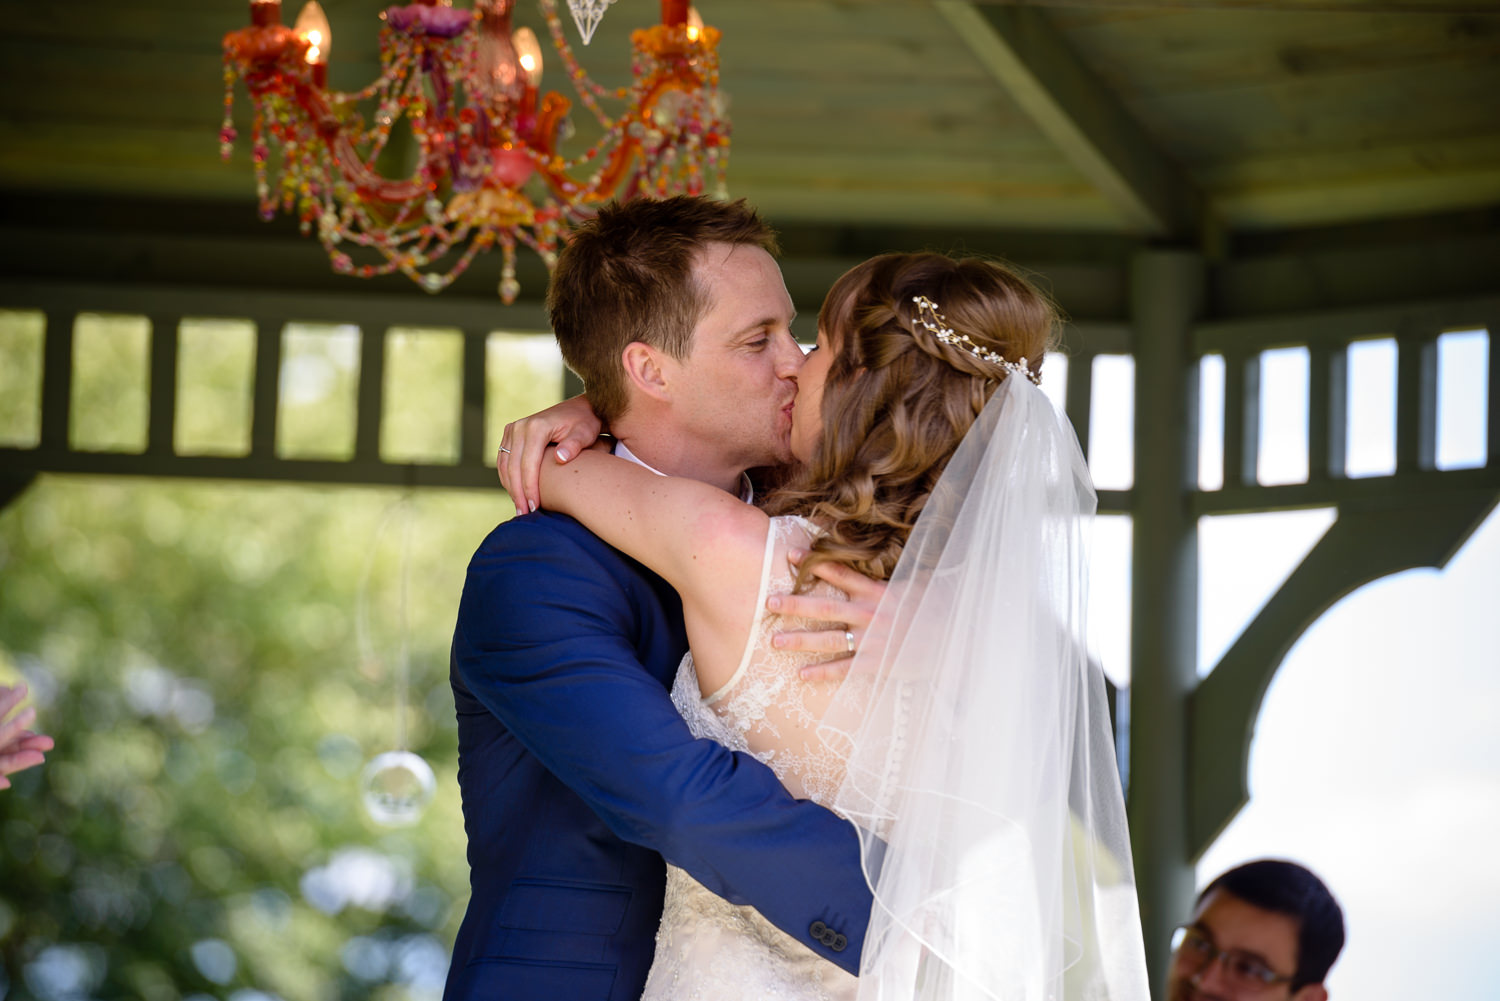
[547,196,779,425]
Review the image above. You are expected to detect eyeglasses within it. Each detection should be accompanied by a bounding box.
[1171,925,1294,994]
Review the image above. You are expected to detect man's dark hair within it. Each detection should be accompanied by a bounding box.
[1199,859,1345,989]
[545,196,779,425]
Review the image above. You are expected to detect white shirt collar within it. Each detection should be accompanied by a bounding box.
[612,440,755,504]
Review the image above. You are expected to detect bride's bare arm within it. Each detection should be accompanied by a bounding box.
[539,448,769,619]
[497,395,603,515]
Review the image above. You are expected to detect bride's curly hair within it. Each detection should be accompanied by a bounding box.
[762,252,1059,588]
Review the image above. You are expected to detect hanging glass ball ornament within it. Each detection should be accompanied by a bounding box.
[360,749,436,827]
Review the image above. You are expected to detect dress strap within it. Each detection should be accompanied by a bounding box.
[701,518,780,705]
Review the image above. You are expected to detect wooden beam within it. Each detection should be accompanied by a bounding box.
[1064,346,1096,469]
[1126,248,1205,994]
[0,281,553,340]
[250,317,283,460]
[40,310,73,452]
[0,447,501,491]
[1221,349,1260,490]
[1395,320,1440,473]
[1490,308,1500,468]
[460,331,489,468]
[1307,340,1348,483]
[355,327,387,464]
[146,314,180,457]
[935,1,1204,240]
[1193,463,1500,515]
[1194,294,1500,354]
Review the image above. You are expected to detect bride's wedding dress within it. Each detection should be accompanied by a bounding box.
[642,516,858,1001]
[643,379,1150,1001]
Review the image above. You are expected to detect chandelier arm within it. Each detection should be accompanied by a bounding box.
[537,109,618,172]
[324,127,428,205]
[222,0,729,301]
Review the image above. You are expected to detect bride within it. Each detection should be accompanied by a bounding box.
[510,251,1148,1000]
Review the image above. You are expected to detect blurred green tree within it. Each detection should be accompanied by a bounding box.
[0,311,563,1001]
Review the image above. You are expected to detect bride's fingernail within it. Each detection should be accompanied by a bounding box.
[787,549,805,564]
[766,596,783,611]
[556,448,570,462]
[771,634,787,648]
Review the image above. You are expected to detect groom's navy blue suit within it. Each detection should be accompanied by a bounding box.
[445,509,872,1000]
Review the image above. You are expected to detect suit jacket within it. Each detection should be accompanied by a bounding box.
[444,510,872,1001]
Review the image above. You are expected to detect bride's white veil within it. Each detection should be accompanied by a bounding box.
[819,375,1150,1001]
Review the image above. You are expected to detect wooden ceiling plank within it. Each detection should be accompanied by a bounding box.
[1217,167,1500,228]
[1133,60,1500,161]
[729,121,1063,158]
[627,185,1121,230]
[934,1,1203,239]
[730,152,1081,186]
[1194,134,1500,189]
[1051,8,1500,95]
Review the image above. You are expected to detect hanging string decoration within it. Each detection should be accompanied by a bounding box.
[356,496,437,828]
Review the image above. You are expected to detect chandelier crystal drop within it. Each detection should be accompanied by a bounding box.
[221,0,730,302]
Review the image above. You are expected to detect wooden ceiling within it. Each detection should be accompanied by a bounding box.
[2,0,1498,314]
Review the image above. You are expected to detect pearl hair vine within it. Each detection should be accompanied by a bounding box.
[910,295,1041,386]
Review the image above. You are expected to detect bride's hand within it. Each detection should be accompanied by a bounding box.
[497,394,604,514]
[767,551,888,683]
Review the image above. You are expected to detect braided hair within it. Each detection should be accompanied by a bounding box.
[762,252,1059,588]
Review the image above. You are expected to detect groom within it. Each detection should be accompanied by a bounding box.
[445,197,873,1000]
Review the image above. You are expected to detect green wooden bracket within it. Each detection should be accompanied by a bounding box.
[1187,486,1500,859]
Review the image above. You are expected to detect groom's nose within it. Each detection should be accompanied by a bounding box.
[772,330,805,379]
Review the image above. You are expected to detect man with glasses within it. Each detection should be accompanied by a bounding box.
[1169,859,1345,1001]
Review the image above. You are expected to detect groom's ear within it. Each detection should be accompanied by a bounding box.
[621,341,672,402]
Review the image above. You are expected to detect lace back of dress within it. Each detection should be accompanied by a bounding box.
[647,517,866,1001]
[675,516,858,808]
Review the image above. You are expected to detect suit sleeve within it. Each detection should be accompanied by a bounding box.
[453,517,872,974]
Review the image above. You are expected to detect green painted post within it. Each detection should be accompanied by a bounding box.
[1127,248,1204,995]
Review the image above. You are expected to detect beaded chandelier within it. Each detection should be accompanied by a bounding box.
[221,0,728,302]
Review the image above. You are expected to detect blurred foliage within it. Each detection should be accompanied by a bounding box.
[0,311,43,448]
[0,311,564,1000]
[383,330,464,465]
[72,315,152,454]
[176,320,255,458]
[278,325,362,462]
